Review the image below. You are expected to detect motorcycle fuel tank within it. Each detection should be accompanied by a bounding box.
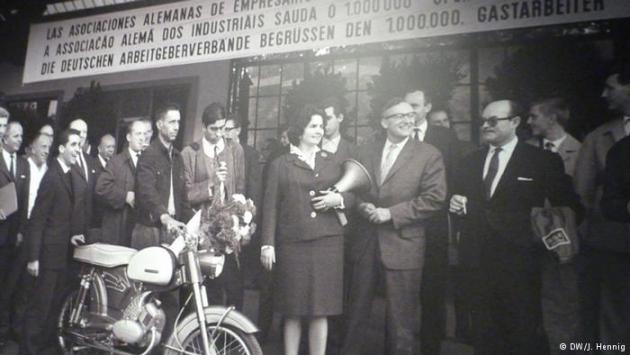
[127,247,176,286]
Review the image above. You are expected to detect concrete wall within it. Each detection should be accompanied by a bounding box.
[0,60,232,144]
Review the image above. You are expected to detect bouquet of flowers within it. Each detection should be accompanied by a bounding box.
[198,194,257,265]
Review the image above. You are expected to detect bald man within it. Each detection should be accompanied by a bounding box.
[450,100,582,354]
[96,134,116,169]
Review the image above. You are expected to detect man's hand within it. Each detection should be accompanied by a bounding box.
[216,162,228,183]
[449,195,468,216]
[261,247,275,271]
[126,191,135,208]
[368,208,391,224]
[0,209,6,221]
[70,234,86,246]
[161,214,186,233]
[16,233,23,246]
[311,190,343,211]
[27,260,39,277]
[358,202,376,219]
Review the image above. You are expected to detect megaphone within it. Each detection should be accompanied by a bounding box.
[328,159,373,226]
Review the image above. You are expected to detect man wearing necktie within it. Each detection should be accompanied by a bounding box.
[0,120,29,348]
[525,97,583,354]
[343,98,446,355]
[96,119,151,246]
[574,68,630,349]
[181,102,246,310]
[450,100,582,355]
[68,119,97,243]
[404,89,462,354]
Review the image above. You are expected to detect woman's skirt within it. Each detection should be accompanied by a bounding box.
[274,235,343,317]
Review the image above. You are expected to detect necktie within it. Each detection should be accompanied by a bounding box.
[413,127,422,141]
[9,153,15,179]
[544,142,555,153]
[380,143,398,185]
[483,147,502,200]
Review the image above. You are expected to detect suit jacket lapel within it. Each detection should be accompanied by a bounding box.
[381,139,413,186]
[0,150,12,182]
[370,140,385,188]
[287,153,314,171]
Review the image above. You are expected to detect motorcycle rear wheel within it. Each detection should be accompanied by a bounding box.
[164,322,262,355]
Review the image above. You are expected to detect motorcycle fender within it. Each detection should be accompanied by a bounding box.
[204,306,259,334]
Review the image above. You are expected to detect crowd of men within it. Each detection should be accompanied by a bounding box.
[0,65,629,355]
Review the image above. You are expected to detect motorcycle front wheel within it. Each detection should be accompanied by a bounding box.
[164,321,262,355]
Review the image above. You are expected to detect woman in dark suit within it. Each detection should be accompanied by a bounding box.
[261,105,351,355]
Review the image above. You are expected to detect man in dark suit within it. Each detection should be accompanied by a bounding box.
[404,89,461,354]
[68,119,98,242]
[343,98,447,355]
[602,135,630,223]
[96,120,149,246]
[21,129,85,355]
[449,100,582,355]
[0,121,29,346]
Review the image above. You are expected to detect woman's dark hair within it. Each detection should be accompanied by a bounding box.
[287,104,324,146]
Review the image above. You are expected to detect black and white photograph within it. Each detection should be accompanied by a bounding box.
[0,0,630,354]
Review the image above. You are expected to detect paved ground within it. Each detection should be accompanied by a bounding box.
[1,289,473,355]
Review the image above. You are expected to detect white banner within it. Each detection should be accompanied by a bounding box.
[23,0,630,83]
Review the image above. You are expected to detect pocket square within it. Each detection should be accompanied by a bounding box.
[517,177,534,181]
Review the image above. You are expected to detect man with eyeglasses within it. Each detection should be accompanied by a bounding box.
[181,102,246,310]
[343,97,446,355]
[449,99,582,355]
[404,89,463,354]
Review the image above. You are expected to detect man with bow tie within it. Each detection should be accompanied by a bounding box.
[343,98,446,355]
[449,99,582,355]
[96,119,151,246]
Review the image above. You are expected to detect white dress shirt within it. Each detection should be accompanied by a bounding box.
[78,152,89,181]
[624,116,630,136]
[483,136,518,198]
[2,149,16,177]
[97,154,107,169]
[542,134,567,153]
[129,148,140,168]
[27,157,47,219]
[202,136,225,159]
[322,134,341,154]
[412,120,428,141]
[57,158,71,173]
[380,137,409,182]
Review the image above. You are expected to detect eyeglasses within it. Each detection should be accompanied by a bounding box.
[224,126,238,132]
[208,125,226,132]
[479,115,517,127]
[383,112,415,121]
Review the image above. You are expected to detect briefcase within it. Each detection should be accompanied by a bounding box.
[531,206,579,263]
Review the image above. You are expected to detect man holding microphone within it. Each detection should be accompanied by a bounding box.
[181,102,246,309]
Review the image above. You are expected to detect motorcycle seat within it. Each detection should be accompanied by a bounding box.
[74,243,138,268]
